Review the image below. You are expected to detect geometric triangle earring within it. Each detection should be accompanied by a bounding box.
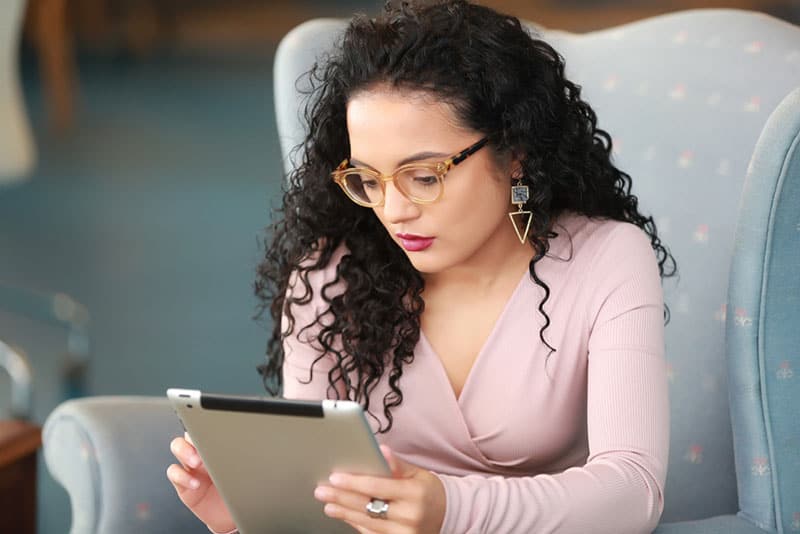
[508,178,532,244]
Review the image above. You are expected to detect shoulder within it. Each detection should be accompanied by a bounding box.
[547,211,663,311]
[550,210,657,272]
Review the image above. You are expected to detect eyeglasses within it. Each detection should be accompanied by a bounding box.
[331,137,489,207]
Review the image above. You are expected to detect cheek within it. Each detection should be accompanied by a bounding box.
[432,186,509,249]
[367,177,510,244]
[447,178,510,226]
[457,198,508,234]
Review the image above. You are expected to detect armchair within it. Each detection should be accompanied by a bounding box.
[43,9,800,533]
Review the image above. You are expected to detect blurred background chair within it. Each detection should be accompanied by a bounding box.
[0,337,38,534]
[42,8,800,534]
[0,267,91,534]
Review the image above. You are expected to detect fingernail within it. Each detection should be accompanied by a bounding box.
[188,455,200,468]
[329,473,344,485]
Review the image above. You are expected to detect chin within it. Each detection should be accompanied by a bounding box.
[403,253,442,274]
[404,252,458,275]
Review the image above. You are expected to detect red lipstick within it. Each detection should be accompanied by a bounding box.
[396,233,435,252]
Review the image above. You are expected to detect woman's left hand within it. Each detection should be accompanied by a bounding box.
[314,444,446,534]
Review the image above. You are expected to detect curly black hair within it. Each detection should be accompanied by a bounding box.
[255,0,677,432]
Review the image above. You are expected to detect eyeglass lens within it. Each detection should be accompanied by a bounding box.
[343,167,440,205]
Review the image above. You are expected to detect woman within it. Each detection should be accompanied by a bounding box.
[168,1,676,532]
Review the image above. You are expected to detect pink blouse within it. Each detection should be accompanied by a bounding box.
[282,210,669,533]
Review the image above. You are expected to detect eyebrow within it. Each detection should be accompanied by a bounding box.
[350,150,450,170]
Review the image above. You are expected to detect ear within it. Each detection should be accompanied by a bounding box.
[510,157,525,180]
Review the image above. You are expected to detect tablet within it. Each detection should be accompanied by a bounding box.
[167,388,391,534]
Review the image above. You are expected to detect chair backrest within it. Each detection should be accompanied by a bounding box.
[273,9,800,528]
[541,11,800,528]
[727,88,800,532]
[0,0,35,182]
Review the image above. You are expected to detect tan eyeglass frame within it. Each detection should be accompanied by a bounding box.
[331,137,489,207]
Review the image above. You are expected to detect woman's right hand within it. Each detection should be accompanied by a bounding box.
[167,433,236,534]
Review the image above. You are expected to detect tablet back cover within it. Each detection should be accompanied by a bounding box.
[168,389,389,534]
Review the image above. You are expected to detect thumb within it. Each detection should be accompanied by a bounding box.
[380,445,416,478]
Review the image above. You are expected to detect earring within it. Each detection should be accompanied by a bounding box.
[508,177,532,244]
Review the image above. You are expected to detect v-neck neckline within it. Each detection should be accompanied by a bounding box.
[419,267,531,405]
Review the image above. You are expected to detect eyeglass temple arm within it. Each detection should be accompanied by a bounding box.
[334,137,488,173]
[450,137,489,166]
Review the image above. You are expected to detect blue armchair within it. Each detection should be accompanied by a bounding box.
[43,9,800,533]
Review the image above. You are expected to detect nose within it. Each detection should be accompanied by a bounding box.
[380,181,420,223]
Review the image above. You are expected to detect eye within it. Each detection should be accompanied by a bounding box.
[361,177,380,189]
[413,175,438,186]
[402,168,438,186]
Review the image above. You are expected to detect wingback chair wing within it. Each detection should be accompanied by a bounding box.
[43,9,800,534]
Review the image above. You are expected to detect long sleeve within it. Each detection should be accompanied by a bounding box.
[435,224,669,534]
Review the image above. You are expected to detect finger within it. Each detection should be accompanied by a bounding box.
[166,464,213,509]
[179,433,208,474]
[317,485,417,528]
[315,485,372,515]
[329,473,407,502]
[166,463,201,491]
[170,436,203,470]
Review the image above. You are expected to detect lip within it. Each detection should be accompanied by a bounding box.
[396,233,435,252]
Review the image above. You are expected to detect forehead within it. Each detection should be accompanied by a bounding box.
[346,87,472,151]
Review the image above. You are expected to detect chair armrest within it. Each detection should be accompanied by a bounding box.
[655,514,768,533]
[43,396,202,534]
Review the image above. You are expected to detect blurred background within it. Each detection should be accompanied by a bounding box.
[0,0,798,532]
